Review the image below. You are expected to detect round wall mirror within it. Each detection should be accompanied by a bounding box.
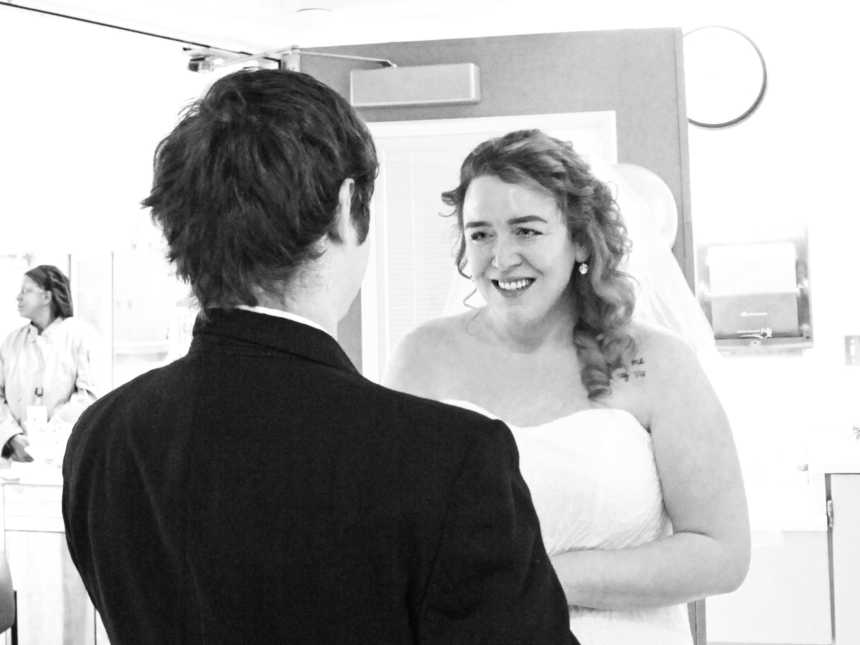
[683,26,767,128]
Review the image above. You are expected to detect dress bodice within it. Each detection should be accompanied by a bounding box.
[444,400,692,645]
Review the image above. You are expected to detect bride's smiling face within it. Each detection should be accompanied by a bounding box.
[462,175,582,324]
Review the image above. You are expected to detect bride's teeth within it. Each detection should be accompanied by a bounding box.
[498,279,531,290]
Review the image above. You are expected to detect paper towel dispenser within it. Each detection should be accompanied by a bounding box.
[697,237,811,349]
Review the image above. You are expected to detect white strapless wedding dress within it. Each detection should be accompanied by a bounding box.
[445,400,692,645]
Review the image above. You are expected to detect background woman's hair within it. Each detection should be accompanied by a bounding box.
[142,68,378,310]
[25,264,74,318]
[442,129,637,399]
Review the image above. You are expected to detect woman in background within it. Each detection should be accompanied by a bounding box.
[0,264,98,462]
[385,130,750,644]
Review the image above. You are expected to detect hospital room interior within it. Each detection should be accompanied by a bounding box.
[0,0,857,643]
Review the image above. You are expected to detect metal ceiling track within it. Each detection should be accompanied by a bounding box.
[0,2,396,71]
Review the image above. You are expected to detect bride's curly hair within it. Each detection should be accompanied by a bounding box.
[442,129,637,399]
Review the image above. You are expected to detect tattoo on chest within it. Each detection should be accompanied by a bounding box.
[612,356,646,382]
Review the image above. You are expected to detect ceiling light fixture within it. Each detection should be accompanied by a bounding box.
[186,45,395,73]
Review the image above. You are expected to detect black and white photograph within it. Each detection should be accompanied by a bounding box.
[0,1,856,643]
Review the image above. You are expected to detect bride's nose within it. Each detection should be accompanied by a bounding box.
[490,237,521,270]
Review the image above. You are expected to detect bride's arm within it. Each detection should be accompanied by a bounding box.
[552,330,750,610]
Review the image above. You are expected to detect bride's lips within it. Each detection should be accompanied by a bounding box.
[490,278,536,297]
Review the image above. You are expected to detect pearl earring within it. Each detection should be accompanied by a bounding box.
[578,262,589,276]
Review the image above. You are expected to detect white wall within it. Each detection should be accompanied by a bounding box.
[0,9,237,384]
[683,5,858,642]
[0,8,213,252]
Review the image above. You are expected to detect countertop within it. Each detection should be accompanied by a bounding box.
[0,460,63,487]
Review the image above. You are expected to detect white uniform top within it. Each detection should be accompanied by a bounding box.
[0,316,98,447]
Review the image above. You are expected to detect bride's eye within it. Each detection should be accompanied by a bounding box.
[515,227,541,238]
[468,230,490,242]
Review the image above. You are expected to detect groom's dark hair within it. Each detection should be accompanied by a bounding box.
[142,68,378,311]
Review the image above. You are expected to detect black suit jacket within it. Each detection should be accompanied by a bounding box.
[63,308,576,644]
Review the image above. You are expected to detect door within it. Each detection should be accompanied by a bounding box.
[829,473,860,644]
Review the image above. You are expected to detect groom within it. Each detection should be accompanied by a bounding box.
[62,69,576,644]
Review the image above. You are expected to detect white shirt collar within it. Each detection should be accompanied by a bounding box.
[26,316,64,339]
[235,305,334,339]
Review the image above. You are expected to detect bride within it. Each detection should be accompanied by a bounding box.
[383,129,750,644]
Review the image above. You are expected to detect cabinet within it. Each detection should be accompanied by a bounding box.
[1,469,109,644]
[827,473,860,644]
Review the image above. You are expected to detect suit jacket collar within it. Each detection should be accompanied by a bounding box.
[190,308,359,375]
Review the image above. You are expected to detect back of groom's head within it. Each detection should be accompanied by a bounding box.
[143,68,378,311]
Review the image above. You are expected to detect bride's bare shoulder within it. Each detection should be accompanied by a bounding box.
[382,312,474,397]
[626,320,703,386]
[628,321,693,357]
